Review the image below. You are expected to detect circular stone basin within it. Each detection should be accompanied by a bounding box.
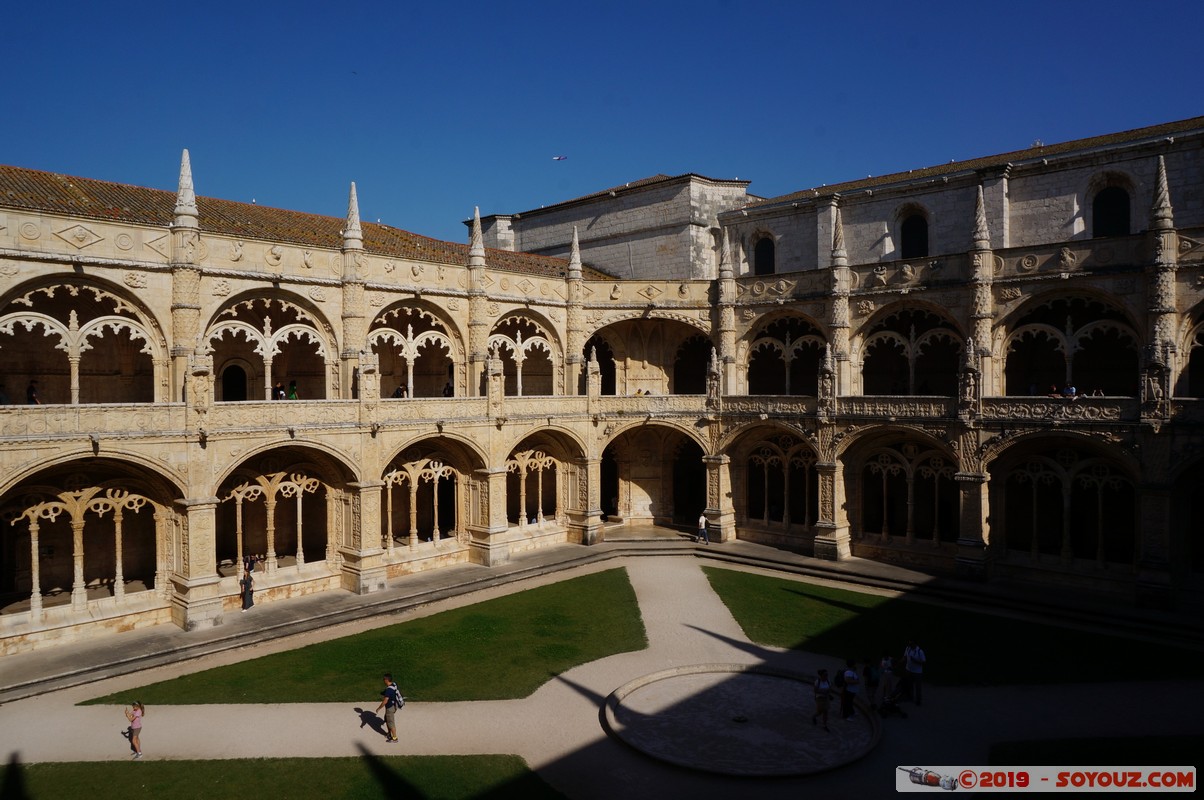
[602,664,879,777]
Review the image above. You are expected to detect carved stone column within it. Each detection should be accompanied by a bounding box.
[467,208,488,397]
[954,471,990,580]
[566,227,585,395]
[339,480,387,594]
[468,467,511,566]
[703,454,735,542]
[568,457,603,545]
[170,151,202,404]
[340,184,365,399]
[970,184,996,395]
[812,461,851,560]
[829,202,852,395]
[169,496,224,631]
[717,229,737,393]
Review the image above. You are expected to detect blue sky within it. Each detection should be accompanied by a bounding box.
[4,1,1202,243]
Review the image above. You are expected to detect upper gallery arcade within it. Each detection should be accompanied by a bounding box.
[1,115,1203,653]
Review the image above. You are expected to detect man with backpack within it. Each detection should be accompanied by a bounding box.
[375,673,403,743]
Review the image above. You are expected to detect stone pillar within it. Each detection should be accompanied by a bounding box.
[812,461,851,560]
[467,208,488,397]
[170,150,201,404]
[829,202,853,395]
[169,497,225,631]
[954,472,990,580]
[703,454,735,542]
[969,184,996,396]
[568,457,603,545]
[1135,484,1173,608]
[339,480,387,594]
[340,184,365,400]
[565,227,585,395]
[469,467,511,566]
[717,229,738,393]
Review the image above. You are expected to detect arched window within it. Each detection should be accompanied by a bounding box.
[753,236,775,276]
[900,213,928,259]
[1092,186,1130,237]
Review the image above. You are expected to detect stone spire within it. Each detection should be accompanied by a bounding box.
[342,182,362,248]
[568,226,582,280]
[1150,156,1174,231]
[973,185,991,249]
[468,206,486,269]
[718,228,733,279]
[831,206,847,265]
[173,149,198,227]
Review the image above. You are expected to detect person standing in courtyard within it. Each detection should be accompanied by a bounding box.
[696,512,709,544]
[376,673,403,743]
[123,701,145,759]
[240,569,254,612]
[811,668,832,731]
[904,639,926,705]
[840,658,860,719]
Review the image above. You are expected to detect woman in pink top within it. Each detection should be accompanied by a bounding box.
[124,701,145,759]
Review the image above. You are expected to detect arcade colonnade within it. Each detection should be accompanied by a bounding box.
[3,127,1204,653]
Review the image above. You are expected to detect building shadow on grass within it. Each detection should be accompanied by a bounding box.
[355,743,424,799]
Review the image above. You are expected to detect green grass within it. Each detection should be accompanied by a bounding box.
[0,756,567,800]
[702,566,1203,686]
[990,735,1204,766]
[84,568,646,705]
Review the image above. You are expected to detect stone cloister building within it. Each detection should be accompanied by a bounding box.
[2,116,1203,653]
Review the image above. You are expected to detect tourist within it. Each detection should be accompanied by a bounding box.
[26,380,40,405]
[442,380,453,397]
[812,668,832,731]
[123,701,145,759]
[840,658,860,719]
[696,512,709,544]
[272,381,286,400]
[287,380,299,400]
[240,569,254,612]
[878,652,896,706]
[904,640,926,705]
[376,673,403,743]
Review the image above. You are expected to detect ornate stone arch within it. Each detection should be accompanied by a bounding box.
[852,301,966,396]
[489,311,563,396]
[0,278,170,403]
[997,291,1141,396]
[369,302,463,398]
[205,293,339,400]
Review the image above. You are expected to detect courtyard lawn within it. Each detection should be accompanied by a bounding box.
[702,567,1202,686]
[0,755,567,800]
[84,568,646,705]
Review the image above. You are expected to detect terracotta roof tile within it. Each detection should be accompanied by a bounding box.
[0,165,613,280]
